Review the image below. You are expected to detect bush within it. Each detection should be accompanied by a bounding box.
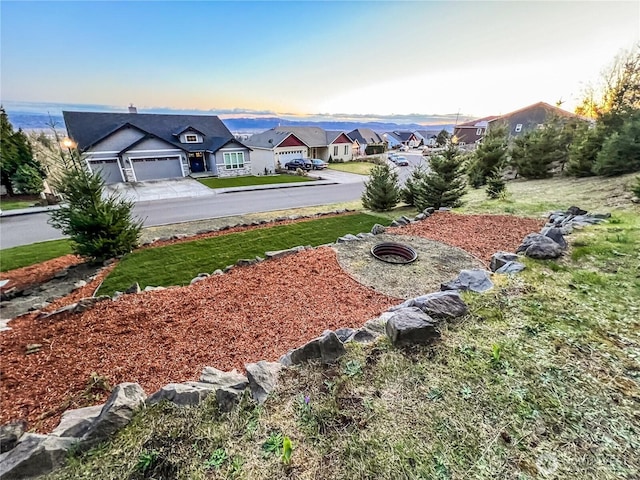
[485,171,506,199]
[49,163,142,263]
[11,164,44,194]
[414,143,466,210]
[365,144,385,155]
[593,113,640,176]
[361,164,400,212]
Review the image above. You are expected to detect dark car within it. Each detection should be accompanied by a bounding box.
[284,158,312,171]
[310,159,327,170]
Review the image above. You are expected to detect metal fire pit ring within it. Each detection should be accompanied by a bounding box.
[370,242,418,264]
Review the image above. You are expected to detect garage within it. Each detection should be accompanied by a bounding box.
[131,156,183,181]
[89,159,123,184]
[276,150,306,164]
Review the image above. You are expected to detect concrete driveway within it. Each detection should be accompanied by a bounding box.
[308,168,367,184]
[104,178,215,202]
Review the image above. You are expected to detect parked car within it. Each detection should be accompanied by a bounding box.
[391,155,409,166]
[310,159,327,170]
[398,145,409,152]
[284,158,312,171]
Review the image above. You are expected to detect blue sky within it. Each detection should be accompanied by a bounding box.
[1,1,638,122]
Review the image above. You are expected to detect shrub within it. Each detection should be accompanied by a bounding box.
[11,163,44,194]
[361,163,400,211]
[485,171,506,199]
[414,143,466,210]
[49,162,142,263]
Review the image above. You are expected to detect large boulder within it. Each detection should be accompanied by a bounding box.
[81,383,146,447]
[51,405,103,438]
[291,331,346,365]
[363,311,395,334]
[147,382,217,407]
[199,367,248,391]
[0,421,26,453]
[516,233,564,259]
[441,270,494,293]
[371,224,386,235]
[385,307,440,347]
[215,387,245,413]
[540,227,567,249]
[389,291,468,320]
[245,361,283,404]
[0,433,77,479]
[489,252,519,272]
[495,261,526,274]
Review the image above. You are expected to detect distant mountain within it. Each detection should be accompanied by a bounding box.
[5,111,454,135]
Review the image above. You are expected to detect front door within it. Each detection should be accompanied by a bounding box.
[188,152,205,173]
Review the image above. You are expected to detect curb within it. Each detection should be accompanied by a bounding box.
[0,205,61,218]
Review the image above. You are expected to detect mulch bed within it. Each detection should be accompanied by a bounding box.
[0,211,545,433]
[0,255,84,293]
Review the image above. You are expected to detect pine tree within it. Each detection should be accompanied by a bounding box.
[401,164,429,206]
[415,143,466,210]
[468,124,508,187]
[566,123,605,177]
[485,170,506,199]
[361,163,400,211]
[594,113,640,176]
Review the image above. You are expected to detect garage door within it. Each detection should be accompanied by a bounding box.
[277,150,306,163]
[131,157,183,181]
[89,159,123,184]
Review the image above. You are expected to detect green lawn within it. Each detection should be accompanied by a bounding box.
[328,162,376,175]
[97,213,387,296]
[0,199,37,211]
[197,175,313,189]
[0,239,73,272]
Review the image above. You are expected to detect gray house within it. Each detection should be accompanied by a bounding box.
[347,128,385,156]
[63,109,253,184]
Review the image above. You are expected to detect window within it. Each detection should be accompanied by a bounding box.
[344,145,348,155]
[476,128,483,135]
[515,124,523,133]
[185,134,198,143]
[223,151,244,169]
[333,146,339,156]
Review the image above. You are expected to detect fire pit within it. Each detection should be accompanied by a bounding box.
[370,242,418,264]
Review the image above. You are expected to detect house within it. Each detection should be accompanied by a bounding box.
[347,128,385,156]
[383,131,420,148]
[272,126,354,162]
[62,108,254,184]
[452,116,498,146]
[243,129,308,171]
[414,129,441,147]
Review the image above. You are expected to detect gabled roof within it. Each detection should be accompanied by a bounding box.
[415,129,441,139]
[244,129,306,149]
[455,115,499,128]
[173,125,207,137]
[388,131,417,142]
[347,128,384,145]
[273,126,337,147]
[488,102,578,123]
[63,111,239,154]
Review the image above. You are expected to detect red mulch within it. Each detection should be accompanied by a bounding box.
[0,211,544,433]
[390,212,544,264]
[0,255,84,293]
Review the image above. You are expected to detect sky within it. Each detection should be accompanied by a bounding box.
[1,1,639,123]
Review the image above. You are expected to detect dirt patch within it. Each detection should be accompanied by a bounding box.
[333,234,484,299]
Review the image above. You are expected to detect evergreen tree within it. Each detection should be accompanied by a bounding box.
[12,164,44,194]
[485,170,506,199]
[593,113,640,176]
[415,143,466,210]
[632,175,640,198]
[468,124,508,187]
[566,123,606,177]
[49,150,142,262]
[361,163,400,211]
[401,164,429,206]
[435,129,450,147]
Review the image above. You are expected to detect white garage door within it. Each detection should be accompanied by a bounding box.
[131,157,183,181]
[277,150,306,163]
[89,159,123,184]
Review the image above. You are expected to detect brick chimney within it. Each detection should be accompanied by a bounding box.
[128,104,137,114]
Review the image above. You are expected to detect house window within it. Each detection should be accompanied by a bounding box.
[333,146,339,156]
[223,151,244,169]
[344,145,348,155]
[515,124,523,133]
[185,134,198,143]
[476,128,483,135]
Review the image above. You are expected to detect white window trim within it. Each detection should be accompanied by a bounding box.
[476,128,483,135]
[222,151,246,170]
[86,156,125,183]
[515,124,523,133]
[184,134,199,143]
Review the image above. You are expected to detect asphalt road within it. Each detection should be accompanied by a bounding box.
[0,182,367,248]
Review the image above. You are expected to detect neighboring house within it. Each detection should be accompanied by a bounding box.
[244,130,308,171]
[62,108,253,184]
[383,131,420,148]
[414,129,441,147]
[452,116,498,146]
[273,126,353,162]
[347,128,385,156]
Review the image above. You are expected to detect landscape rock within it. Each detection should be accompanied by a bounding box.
[215,387,244,413]
[81,383,146,447]
[0,420,26,453]
[124,282,141,294]
[516,233,564,259]
[236,258,259,267]
[385,307,440,347]
[414,213,426,221]
[441,269,494,293]
[489,251,519,272]
[334,328,356,343]
[265,246,305,260]
[371,224,386,235]
[495,261,526,274]
[389,220,402,227]
[50,405,103,438]
[541,227,568,249]
[286,331,346,365]
[245,361,283,404]
[363,311,395,334]
[54,269,69,279]
[337,234,359,243]
[147,382,217,406]
[424,207,435,214]
[356,232,375,239]
[72,280,87,290]
[199,367,248,391]
[394,217,410,226]
[390,291,468,319]
[74,296,110,313]
[143,286,165,292]
[0,433,77,479]
[212,269,224,275]
[190,273,210,284]
[567,206,587,216]
[347,328,381,343]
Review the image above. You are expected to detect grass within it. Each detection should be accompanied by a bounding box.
[328,161,376,175]
[46,208,640,479]
[97,213,387,296]
[197,175,313,189]
[0,239,73,272]
[0,199,37,211]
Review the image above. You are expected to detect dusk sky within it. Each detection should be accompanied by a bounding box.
[1,1,638,122]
